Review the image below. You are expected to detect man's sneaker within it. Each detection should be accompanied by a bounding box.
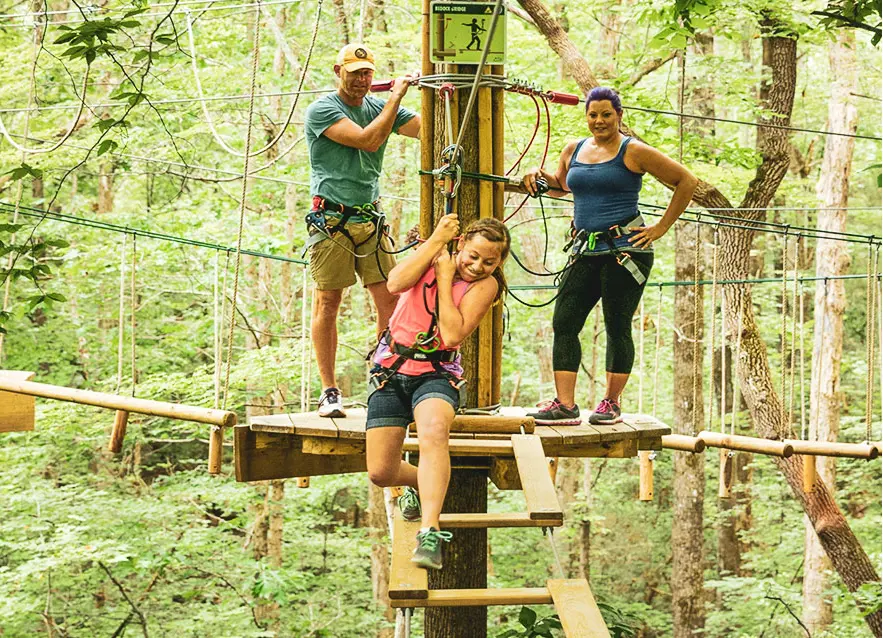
[398,487,421,522]
[588,397,622,425]
[412,527,453,570]
[317,387,346,418]
[526,398,581,425]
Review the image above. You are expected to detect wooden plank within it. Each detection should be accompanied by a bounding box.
[301,437,365,455]
[403,438,513,456]
[453,414,535,434]
[234,427,366,482]
[390,587,552,608]
[512,434,563,521]
[541,439,638,459]
[621,413,672,438]
[248,412,341,438]
[547,423,602,445]
[639,451,653,501]
[547,579,611,638]
[388,510,428,600]
[439,512,562,528]
[588,422,636,443]
[0,370,35,433]
[533,425,565,446]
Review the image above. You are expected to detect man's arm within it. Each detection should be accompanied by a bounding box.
[397,114,421,139]
[322,77,413,152]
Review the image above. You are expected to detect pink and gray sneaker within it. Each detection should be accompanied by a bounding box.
[588,397,622,425]
[526,398,581,425]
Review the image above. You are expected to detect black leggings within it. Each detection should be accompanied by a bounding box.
[552,252,653,374]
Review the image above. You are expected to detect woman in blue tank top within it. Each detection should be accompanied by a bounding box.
[521,87,697,426]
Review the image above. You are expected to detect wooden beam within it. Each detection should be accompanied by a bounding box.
[661,434,706,453]
[639,450,653,501]
[698,431,794,457]
[403,438,513,456]
[389,510,428,600]
[547,579,612,637]
[783,439,880,460]
[390,587,553,608]
[803,455,816,493]
[512,434,563,521]
[234,426,366,482]
[108,410,129,453]
[439,512,562,528]
[0,377,236,427]
[718,448,733,499]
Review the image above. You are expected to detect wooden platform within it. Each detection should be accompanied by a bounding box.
[235,407,670,483]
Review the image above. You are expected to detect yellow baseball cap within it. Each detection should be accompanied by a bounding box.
[336,43,376,72]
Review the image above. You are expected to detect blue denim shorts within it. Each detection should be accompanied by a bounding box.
[366,372,460,429]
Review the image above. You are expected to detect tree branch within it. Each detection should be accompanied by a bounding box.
[763,595,811,637]
[98,562,149,638]
[624,51,678,88]
[811,10,882,35]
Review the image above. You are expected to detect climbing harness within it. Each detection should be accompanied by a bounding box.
[563,214,648,285]
[368,279,468,408]
[303,196,385,251]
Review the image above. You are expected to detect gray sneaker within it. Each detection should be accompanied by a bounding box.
[588,397,622,425]
[411,528,453,570]
[526,398,581,425]
[398,487,421,522]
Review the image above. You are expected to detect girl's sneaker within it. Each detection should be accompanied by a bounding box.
[526,398,581,425]
[588,398,622,425]
[412,527,453,570]
[398,487,422,522]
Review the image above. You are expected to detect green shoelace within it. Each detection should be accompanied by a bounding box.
[418,529,453,551]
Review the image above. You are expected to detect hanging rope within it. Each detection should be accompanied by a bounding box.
[221,1,263,411]
[799,282,806,440]
[720,290,727,433]
[130,233,137,396]
[691,220,701,434]
[115,234,126,394]
[653,284,662,417]
[788,236,801,431]
[706,227,719,431]
[0,68,89,155]
[812,279,829,443]
[780,231,790,428]
[866,243,877,442]
[730,286,746,436]
[185,0,321,158]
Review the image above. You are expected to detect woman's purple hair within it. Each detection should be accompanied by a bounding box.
[585,86,622,113]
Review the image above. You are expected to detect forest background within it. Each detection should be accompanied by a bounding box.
[0,0,881,636]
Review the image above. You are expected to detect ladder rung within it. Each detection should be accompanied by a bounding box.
[389,587,552,608]
[439,512,563,528]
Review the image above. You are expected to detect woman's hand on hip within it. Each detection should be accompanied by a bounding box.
[627,223,667,249]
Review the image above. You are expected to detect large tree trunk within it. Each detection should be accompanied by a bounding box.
[671,203,706,638]
[517,2,881,633]
[802,28,858,635]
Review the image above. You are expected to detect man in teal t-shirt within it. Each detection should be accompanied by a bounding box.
[304,43,420,418]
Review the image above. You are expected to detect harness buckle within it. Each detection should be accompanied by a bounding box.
[608,223,626,239]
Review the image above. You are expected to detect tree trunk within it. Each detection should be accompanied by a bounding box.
[802,28,858,635]
[331,0,350,45]
[671,39,709,638]
[425,472,487,637]
[671,224,706,638]
[368,482,395,637]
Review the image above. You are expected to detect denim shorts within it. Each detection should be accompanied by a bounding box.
[366,372,460,430]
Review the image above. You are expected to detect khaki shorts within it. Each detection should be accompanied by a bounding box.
[309,219,397,290]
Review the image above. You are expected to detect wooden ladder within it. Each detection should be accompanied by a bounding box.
[388,434,610,636]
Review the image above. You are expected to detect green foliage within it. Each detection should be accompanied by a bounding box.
[496,606,563,637]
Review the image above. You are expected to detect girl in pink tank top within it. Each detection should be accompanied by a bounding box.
[366,213,510,571]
